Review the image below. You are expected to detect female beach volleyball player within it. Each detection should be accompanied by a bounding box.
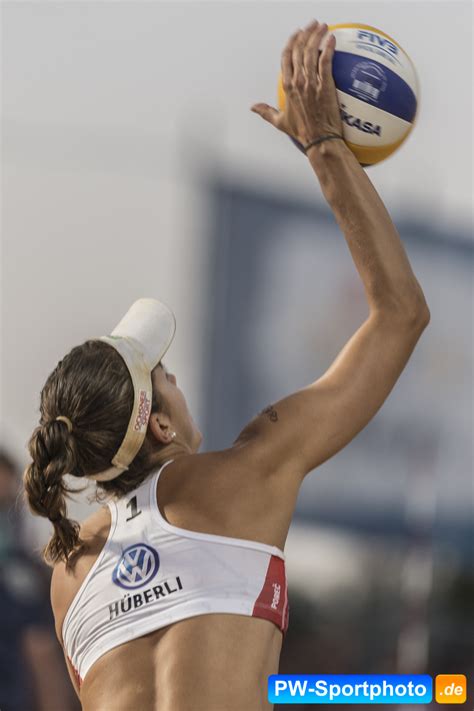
[24,20,429,711]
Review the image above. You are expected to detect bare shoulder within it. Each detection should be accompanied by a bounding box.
[161,448,270,505]
[158,449,297,548]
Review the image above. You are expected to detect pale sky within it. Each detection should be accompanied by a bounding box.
[2,0,473,230]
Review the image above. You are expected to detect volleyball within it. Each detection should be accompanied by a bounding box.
[278,23,420,166]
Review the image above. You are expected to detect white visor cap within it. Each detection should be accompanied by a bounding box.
[88,298,176,482]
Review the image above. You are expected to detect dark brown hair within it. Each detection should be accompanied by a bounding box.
[23,340,168,568]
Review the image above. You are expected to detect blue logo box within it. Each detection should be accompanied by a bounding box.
[268,675,433,704]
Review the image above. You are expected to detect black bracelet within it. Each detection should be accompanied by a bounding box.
[303,134,344,153]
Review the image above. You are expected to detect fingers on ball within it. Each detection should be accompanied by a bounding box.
[297,22,330,89]
[320,35,336,78]
[303,28,323,83]
[281,48,293,92]
[303,19,320,33]
[292,31,307,88]
[283,21,332,93]
[281,29,300,90]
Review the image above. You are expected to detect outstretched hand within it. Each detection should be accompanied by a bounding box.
[251,20,343,147]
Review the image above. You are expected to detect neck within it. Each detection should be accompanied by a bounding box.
[146,443,192,471]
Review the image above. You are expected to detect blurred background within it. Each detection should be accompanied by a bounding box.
[1,1,472,709]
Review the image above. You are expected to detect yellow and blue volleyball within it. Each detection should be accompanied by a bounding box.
[278,23,420,166]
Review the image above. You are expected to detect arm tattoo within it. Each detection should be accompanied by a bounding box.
[260,404,279,423]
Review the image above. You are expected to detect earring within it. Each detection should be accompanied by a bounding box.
[171,431,177,440]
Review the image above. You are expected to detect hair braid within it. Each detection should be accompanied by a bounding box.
[24,421,84,567]
[24,339,170,568]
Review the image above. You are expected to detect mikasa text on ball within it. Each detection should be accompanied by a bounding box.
[278,23,420,166]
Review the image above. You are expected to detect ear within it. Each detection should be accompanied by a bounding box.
[148,412,175,445]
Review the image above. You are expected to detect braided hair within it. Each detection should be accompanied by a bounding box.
[23,340,168,568]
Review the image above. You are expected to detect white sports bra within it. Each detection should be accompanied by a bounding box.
[62,459,289,686]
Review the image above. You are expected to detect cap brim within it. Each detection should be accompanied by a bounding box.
[110,298,176,370]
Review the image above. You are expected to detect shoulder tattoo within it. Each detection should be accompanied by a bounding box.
[260,404,279,423]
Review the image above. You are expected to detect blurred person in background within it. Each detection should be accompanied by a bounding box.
[22,20,429,711]
[0,449,77,711]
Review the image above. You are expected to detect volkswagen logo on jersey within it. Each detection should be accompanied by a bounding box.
[112,543,160,590]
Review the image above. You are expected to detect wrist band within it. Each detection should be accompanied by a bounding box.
[303,134,344,153]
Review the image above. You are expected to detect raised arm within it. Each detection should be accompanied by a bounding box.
[234,20,429,485]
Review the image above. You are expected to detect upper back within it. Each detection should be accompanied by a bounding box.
[52,451,291,689]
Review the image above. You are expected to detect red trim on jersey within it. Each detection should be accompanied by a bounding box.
[252,554,289,635]
[68,655,83,689]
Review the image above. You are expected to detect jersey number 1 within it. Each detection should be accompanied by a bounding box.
[126,495,142,521]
